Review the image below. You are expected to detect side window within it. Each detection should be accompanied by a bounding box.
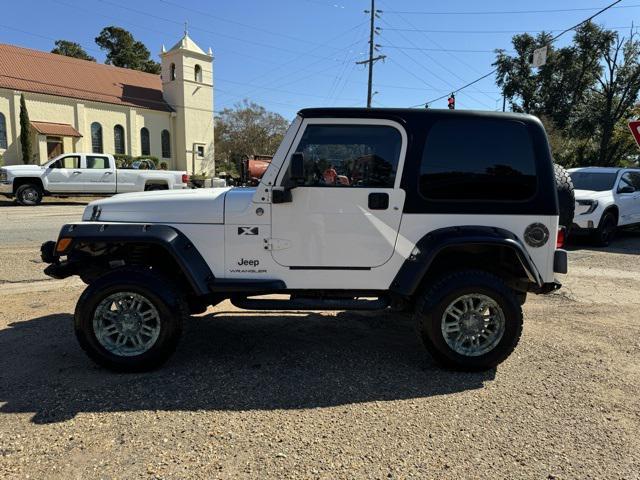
[293,124,402,188]
[86,156,109,169]
[618,173,634,192]
[56,155,80,169]
[419,119,537,201]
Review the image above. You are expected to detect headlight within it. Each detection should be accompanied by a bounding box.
[0,169,7,181]
[577,199,598,214]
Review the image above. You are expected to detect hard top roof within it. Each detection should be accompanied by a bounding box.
[298,107,536,123]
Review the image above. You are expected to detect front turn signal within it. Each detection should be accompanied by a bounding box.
[56,237,73,253]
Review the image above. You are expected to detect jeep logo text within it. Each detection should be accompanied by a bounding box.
[237,258,260,267]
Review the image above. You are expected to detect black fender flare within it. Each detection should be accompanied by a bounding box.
[43,223,214,296]
[389,226,543,296]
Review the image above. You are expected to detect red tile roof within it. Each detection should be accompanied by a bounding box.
[0,43,172,112]
[30,121,82,137]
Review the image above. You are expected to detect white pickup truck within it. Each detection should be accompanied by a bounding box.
[0,153,189,205]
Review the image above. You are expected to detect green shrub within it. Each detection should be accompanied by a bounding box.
[114,154,133,168]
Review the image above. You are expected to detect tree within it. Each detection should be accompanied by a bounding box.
[51,40,96,61]
[214,100,289,174]
[19,94,32,165]
[578,30,640,166]
[494,22,640,167]
[95,26,160,74]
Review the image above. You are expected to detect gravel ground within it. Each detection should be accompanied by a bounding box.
[0,221,639,479]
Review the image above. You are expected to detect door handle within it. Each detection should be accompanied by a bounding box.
[73,171,82,175]
[104,171,113,175]
[368,192,389,210]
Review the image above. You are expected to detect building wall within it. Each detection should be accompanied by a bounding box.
[0,88,174,167]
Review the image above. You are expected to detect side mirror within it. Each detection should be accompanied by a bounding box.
[618,185,635,194]
[289,152,305,185]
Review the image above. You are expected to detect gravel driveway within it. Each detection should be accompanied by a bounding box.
[0,221,639,479]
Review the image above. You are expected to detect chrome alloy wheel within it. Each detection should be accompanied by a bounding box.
[93,292,161,357]
[441,294,506,357]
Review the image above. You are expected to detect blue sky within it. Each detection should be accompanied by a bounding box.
[0,0,637,119]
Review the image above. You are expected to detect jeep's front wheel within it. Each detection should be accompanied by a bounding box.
[74,268,186,372]
[415,270,523,371]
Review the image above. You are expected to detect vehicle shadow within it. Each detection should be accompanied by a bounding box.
[0,310,495,424]
[567,227,640,255]
[0,199,92,208]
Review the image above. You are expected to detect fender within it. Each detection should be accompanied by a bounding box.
[390,226,543,296]
[42,223,214,295]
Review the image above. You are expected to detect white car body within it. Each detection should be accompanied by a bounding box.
[569,167,640,230]
[77,114,560,289]
[0,153,188,199]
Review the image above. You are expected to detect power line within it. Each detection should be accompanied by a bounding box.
[154,0,351,50]
[383,25,636,34]
[381,45,508,54]
[378,16,498,106]
[385,3,639,15]
[410,0,625,108]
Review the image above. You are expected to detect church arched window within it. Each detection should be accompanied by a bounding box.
[194,64,202,83]
[161,130,171,158]
[0,112,7,149]
[140,127,150,156]
[170,63,176,81]
[91,122,103,153]
[113,125,125,154]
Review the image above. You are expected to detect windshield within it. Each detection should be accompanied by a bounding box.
[569,172,618,192]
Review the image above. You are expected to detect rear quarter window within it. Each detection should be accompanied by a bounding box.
[419,118,537,201]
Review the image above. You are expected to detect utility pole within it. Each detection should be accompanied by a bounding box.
[356,0,385,108]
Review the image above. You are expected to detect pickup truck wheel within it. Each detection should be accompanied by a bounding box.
[594,211,617,247]
[415,270,523,371]
[74,268,187,372]
[15,184,43,206]
[144,184,168,191]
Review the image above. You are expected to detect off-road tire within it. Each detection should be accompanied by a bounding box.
[74,267,187,372]
[594,211,617,247]
[414,270,523,371]
[15,183,43,206]
[554,164,575,230]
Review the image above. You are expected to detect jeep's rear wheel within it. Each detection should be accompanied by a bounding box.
[15,184,43,206]
[415,270,523,371]
[74,268,186,372]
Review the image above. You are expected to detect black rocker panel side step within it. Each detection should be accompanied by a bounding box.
[230,296,389,311]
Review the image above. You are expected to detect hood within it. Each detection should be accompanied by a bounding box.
[2,164,44,173]
[574,189,613,201]
[83,187,232,224]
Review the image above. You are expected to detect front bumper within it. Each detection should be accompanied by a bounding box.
[41,240,79,279]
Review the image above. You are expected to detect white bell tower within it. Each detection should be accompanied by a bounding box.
[161,28,214,174]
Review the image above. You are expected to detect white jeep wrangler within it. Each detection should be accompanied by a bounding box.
[42,108,568,372]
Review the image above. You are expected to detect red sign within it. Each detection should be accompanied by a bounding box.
[629,121,640,149]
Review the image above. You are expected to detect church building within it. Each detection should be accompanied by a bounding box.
[0,33,214,174]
